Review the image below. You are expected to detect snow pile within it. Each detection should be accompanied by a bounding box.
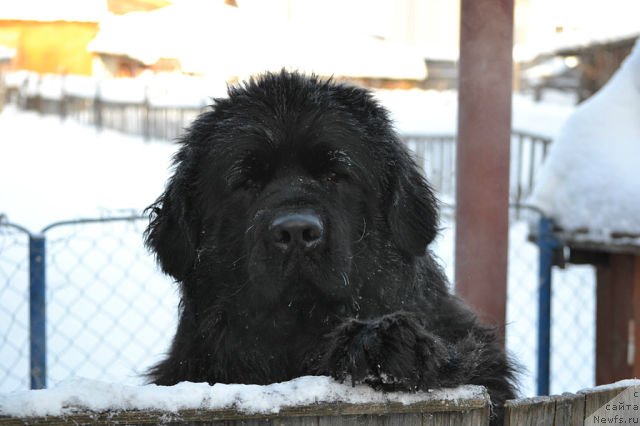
[530,38,640,246]
[0,376,485,418]
[581,379,640,393]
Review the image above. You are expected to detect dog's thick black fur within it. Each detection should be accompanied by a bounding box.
[145,71,517,424]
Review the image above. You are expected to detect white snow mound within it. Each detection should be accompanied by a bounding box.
[530,38,640,245]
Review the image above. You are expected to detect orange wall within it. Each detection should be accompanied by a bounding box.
[0,20,98,75]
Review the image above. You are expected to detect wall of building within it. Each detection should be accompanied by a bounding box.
[0,20,98,75]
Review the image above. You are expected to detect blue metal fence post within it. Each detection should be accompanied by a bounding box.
[537,217,559,395]
[29,234,47,389]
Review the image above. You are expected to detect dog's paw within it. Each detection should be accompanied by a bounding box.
[323,313,448,391]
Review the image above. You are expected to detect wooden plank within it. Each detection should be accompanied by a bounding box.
[596,254,638,384]
[582,387,627,421]
[634,256,640,377]
[0,389,490,425]
[381,413,422,426]
[504,395,556,426]
[320,414,415,426]
[317,414,383,426]
[238,419,319,426]
[553,393,585,426]
[423,408,489,426]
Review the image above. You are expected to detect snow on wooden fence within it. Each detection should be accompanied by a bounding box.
[0,384,491,426]
[505,381,640,425]
[2,381,639,425]
[0,398,489,425]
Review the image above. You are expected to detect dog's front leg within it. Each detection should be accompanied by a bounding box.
[319,311,450,391]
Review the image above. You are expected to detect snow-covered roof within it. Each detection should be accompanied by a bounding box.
[0,0,107,23]
[88,2,427,80]
[0,46,16,61]
[530,38,640,250]
[548,31,640,56]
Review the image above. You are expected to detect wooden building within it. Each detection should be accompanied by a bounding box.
[0,0,171,76]
[526,34,639,102]
[556,34,639,102]
[0,19,99,75]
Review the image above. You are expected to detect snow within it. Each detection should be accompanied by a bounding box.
[0,0,107,23]
[6,70,575,138]
[355,89,574,138]
[0,376,485,418]
[10,71,228,108]
[0,106,176,231]
[89,2,427,81]
[530,38,640,246]
[582,379,640,393]
[0,46,15,61]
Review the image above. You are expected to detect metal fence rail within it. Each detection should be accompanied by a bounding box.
[4,75,551,207]
[404,131,551,208]
[0,216,177,393]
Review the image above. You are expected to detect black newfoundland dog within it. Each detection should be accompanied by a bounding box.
[145,71,516,424]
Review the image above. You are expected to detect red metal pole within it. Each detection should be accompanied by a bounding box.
[455,0,514,340]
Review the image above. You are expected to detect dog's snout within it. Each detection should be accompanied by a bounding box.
[270,211,324,251]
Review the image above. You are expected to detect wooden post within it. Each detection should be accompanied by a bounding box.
[94,82,103,131]
[596,254,640,384]
[455,0,514,338]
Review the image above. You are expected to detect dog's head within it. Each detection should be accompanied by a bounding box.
[145,71,438,311]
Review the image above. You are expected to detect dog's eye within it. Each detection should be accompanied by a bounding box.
[226,154,271,191]
[226,170,263,192]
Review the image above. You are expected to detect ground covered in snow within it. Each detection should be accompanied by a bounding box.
[0,107,176,231]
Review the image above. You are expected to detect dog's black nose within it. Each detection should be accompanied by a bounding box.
[270,211,324,251]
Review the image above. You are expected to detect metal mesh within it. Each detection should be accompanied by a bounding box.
[0,224,30,392]
[43,219,177,388]
[549,264,596,395]
[0,213,596,397]
[434,206,597,397]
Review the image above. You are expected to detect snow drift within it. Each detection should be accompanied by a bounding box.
[530,38,640,246]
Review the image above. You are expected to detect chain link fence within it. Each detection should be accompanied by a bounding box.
[0,222,30,392]
[0,208,596,397]
[0,217,177,393]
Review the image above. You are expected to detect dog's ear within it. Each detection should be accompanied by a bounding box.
[388,161,439,257]
[144,156,199,281]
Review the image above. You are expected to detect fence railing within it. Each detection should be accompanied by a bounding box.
[0,204,594,399]
[3,74,552,207]
[404,132,551,207]
[0,215,177,393]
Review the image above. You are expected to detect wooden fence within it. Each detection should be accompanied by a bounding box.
[2,382,638,425]
[505,381,640,425]
[0,385,491,426]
